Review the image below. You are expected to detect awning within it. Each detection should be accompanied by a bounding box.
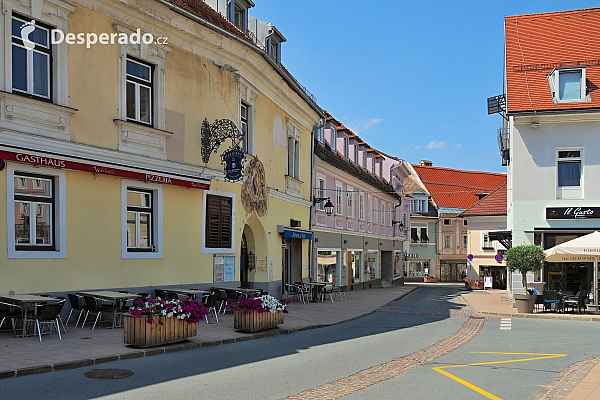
[0,148,210,190]
[277,225,313,240]
[488,231,512,249]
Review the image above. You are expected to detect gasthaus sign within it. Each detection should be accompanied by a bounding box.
[0,150,210,190]
[546,207,600,220]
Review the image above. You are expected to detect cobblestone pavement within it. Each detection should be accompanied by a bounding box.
[282,310,487,400]
[531,356,600,399]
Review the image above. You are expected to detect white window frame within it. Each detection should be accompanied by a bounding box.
[317,177,326,211]
[381,200,385,225]
[343,136,349,158]
[362,148,367,168]
[286,118,301,180]
[347,186,354,218]
[354,143,359,164]
[548,67,587,103]
[481,232,494,251]
[121,180,163,259]
[373,198,378,224]
[116,24,169,130]
[335,184,343,215]
[330,127,337,151]
[125,57,153,125]
[556,148,583,199]
[443,234,452,249]
[7,163,66,259]
[2,0,73,106]
[202,189,236,254]
[237,78,258,155]
[359,193,364,220]
[368,196,372,222]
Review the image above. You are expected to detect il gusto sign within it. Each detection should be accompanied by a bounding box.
[546,207,600,220]
[1,151,210,190]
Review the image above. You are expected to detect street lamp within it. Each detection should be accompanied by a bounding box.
[313,197,334,216]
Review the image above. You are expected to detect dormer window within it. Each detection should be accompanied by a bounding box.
[269,39,279,61]
[330,127,336,151]
[227,0,254,30]
[354,143,359,163]
[548,67,587,103]
[343,136,349,158]
[362,148,367,168]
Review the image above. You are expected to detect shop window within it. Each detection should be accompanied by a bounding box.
[8,164,66,259]
[122,181,162,258]
[317,250,338,284]
[365,251,378,280]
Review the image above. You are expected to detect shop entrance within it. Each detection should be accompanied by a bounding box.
[480,266,507,289]
[545,262,591,294]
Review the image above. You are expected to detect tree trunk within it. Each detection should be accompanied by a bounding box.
[521,270,528,295]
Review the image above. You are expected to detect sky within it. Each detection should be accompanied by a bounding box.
[250,1,600,174]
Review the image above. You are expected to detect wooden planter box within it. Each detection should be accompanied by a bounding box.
[467,283,484,290]
[124,314,197,348]
[234,309,284,333]
[423,277,436,283]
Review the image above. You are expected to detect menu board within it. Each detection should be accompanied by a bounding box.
[214,256,236,282]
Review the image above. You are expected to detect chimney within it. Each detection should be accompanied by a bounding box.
[420,160,433,166]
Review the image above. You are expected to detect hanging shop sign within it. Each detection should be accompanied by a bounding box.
[222,149,244,182]
[546,207,600,220]
[241,156,268,217]
[0,150,210,189]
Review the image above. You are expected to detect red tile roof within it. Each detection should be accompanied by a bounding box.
[411,165,506,209]
[505,8,600,112]
[459,183,507,216]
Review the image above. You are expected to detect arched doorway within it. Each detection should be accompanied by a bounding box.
[240,232,249,288]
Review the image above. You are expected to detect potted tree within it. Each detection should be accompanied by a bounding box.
[505,244,545,313]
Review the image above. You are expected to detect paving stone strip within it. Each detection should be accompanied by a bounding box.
[281,315,486,400]
[531,355,600,399]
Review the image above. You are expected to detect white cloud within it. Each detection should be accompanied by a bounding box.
[455,143,463,149]
[346,118,383,134]
[427,140,448,150]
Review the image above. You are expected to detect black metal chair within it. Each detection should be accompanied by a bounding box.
[543,290,561,312]
[154,289,167,299]
[203,293,219,323]
[320,285,335,303]
[30,301,65,342]
[81,296,113,331]
[0,301,22,334]
[332,285,347,301]
[66,294,88,327]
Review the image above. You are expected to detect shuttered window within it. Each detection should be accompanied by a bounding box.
[206,194,232,248]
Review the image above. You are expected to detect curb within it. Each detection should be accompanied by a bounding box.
[460,294,600,322]
[0,286,418,380]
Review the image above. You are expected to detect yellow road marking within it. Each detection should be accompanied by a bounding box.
[433,352,567,400]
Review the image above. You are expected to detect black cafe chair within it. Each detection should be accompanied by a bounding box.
[30,301,65,342]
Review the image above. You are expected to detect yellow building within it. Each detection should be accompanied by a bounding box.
[0,0,323,296]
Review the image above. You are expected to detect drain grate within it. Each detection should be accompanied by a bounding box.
[85,369,134,380]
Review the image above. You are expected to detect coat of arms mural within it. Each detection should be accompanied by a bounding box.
[241,156,267,217]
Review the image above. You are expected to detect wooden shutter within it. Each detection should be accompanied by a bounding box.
[206,195,232,248]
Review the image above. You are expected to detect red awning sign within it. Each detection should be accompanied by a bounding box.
[0,150,210,190]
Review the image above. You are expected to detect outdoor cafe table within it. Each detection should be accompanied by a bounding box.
[160,289,211,300]
[218,288,261,299]
[303,282,328,302]
[77,291,141,329]
[0,294,60,338]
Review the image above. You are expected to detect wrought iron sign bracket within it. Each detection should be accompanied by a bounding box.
[201,118,244,164]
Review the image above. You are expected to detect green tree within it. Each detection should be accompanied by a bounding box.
[505,244,545,295]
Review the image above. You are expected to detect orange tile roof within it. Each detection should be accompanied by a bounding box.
[411,164,506,209]
[505,8,600,112]
[459,183,507,216]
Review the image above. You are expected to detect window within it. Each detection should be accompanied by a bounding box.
[482,233,494,250]
[549,68,586,103]
[126,57,153,125]
[287,137,300,179]
[240,101,249,152]
[343,136,349,158]
[359,194,364,220]
[317,178,325,211]
[227,0,249,29]
[206,194,233,248]
[443,219,451,226]
[13,173,54,250]
[381,201,385,225]
[347,186,354,218]
[411,228,419,243]
[379,162,383,178]
[558,150,581,187]
[373,199,378,224]
[463,235,468,249]
[443,234,452,249]
[269,38,279,62]
[421,228,429,243]
[317,126,323,142]
[362,148,367,168]
[354,144,359,164]
[371,156,375,174]
[330,128,337,151]
[11,15,51,99]
[336,184,342,215]
[365,251,378,280]
[463,220,468,226]
[126,189,153,251]
[410,198,427,213]
[368,196,372,222]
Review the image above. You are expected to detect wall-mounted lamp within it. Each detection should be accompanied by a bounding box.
[343,240,348,245]
[392,220,405,229]
[213,60,239,73]
[365,241,369,245]
[313,197,334,216]
[531,122,540,128]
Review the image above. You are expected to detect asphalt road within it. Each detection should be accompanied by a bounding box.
[2,286,598,400]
